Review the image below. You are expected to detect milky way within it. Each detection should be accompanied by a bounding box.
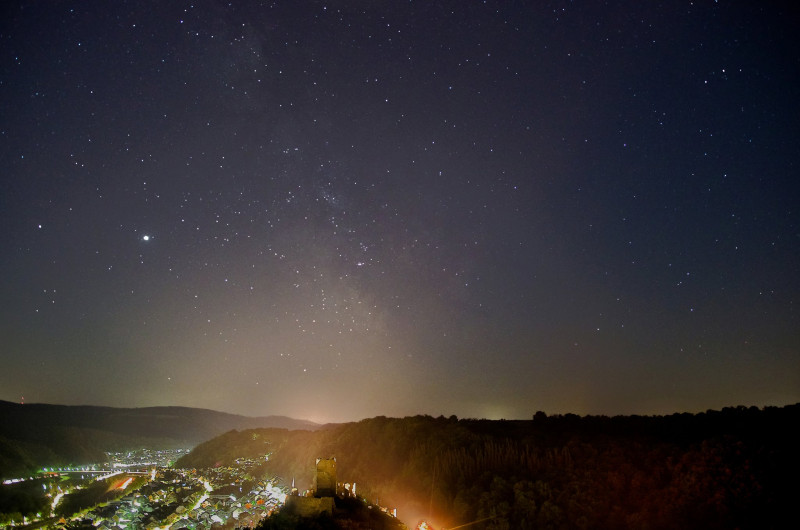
[1,1,798,422]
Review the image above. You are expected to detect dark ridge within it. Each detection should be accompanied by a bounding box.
[179,404,799,530]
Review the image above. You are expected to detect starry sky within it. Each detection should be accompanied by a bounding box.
[1,1,798,423]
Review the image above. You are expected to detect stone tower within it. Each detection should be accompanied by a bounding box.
[315,457,337,497]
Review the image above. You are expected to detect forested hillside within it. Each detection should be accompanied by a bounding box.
[177,405,799,529]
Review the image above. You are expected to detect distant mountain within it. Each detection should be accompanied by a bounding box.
[0,400,318,478]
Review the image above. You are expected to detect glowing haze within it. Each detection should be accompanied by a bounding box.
[1,2,798,423]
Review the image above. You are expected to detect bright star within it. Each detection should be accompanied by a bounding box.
[142,235,151,241]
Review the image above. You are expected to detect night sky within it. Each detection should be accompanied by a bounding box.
[1,1,798,423]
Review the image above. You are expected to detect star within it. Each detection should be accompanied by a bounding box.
[0,0,796,422]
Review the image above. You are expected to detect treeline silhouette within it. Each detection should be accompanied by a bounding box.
[177,405,799,529]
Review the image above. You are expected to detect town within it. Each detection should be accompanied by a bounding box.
[3,450,288,529]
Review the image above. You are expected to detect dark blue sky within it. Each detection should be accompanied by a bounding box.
[1,1,798,422]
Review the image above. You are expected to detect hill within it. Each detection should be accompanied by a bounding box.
[177,405,800,529]
[259,495,407,530]
[0,400,318,478]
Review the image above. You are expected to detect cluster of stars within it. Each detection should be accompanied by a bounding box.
[0,1,797,420]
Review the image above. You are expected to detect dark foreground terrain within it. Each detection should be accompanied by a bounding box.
[178,404,799,529]
[258,495,406,530]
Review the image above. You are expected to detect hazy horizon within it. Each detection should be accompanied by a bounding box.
[3,395,797,426]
